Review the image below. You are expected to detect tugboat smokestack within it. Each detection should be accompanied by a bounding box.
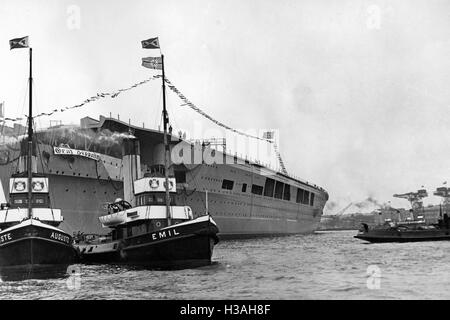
[122,138,141,206]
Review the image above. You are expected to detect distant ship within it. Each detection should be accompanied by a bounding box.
[355,187,450,242]
[0,114,329,239]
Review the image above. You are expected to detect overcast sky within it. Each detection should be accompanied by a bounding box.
[1,0,450,213]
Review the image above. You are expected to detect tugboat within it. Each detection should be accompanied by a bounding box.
[75,176,219,268]
[355,188,450,243]
[74,41,219,269]
[0,39,78,280]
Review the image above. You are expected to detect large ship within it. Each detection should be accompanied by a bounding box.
[0,115,329,238]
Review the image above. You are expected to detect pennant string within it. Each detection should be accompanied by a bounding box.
[1,76,160,123]
[164,77,272,144]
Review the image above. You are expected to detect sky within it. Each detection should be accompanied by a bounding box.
[1,0,450,214]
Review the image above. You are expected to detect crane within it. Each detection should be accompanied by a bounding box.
[393,189,428,213]
[334,202,353,216]
[433,186,450,216]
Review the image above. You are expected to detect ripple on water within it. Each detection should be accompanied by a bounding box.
[2,231,450,299]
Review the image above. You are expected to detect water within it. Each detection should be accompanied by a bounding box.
[2,230,450,299]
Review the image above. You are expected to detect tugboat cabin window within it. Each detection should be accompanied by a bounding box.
[310,193,315,206]
[264,178,275,197]
[242,183,247,193]
[136,193,175,206]
[283,184,291,201]
[274,181,284,199]
[9,194,50,208]
[251,184,264,195]
[222,179,234,190]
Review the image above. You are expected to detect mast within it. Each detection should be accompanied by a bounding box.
[27,47,33,219]
[161,54,172,226]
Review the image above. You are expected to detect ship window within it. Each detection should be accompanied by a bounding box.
[175,170,186,183]
[264,178,275,197]
[283,184,291,201]
[274,181,284,199]
[310,193,315,206]
[303,190,310,205]
[242,183,247,193]
[296,188,304,203]
[251,184,263,195]
[222,179,234,190]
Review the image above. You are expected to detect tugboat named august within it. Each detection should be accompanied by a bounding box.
[0,37,78,280]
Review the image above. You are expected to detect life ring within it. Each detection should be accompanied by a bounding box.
[14,181,26,192]
[155,221,162,228]
[149,179,160,189]
[163,180,174,190]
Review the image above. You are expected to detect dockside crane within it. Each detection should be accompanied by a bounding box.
[335,202,353,216]
[393,188,428,218]
[433,186,450,216]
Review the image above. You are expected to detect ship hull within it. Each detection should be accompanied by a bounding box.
[0,116,328,238]
[0,221,78,280]
[0,165,323,237]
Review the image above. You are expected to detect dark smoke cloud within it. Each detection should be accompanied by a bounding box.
[353,196,389,210]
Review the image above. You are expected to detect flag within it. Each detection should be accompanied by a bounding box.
[0,102,3,118]
[263,131,274,140]
[9,36,29,50]
[142,37,160,49]
[444,181,447,185]
[142,57,162,70]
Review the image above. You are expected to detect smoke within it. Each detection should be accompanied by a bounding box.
[0,135,20,146]
[36,127,135,148]
[353,196,389,210]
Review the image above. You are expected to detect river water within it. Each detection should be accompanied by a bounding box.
[1,230,450,299]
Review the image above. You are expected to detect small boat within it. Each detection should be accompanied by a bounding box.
[354,187,450,243]
[0,41,78,280]
[75,176,219,269]
[354,215,450,243]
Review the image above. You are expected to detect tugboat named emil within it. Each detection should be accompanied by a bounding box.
[75,176,219,268]
[74,40,219,268]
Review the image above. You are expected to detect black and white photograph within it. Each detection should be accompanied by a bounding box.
[0,0,450,306]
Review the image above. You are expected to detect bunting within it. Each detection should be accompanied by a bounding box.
[164,77,273,144]
[1,76,160,123]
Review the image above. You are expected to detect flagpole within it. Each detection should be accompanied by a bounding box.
[161,54,172,226]
[27,47,33,219]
